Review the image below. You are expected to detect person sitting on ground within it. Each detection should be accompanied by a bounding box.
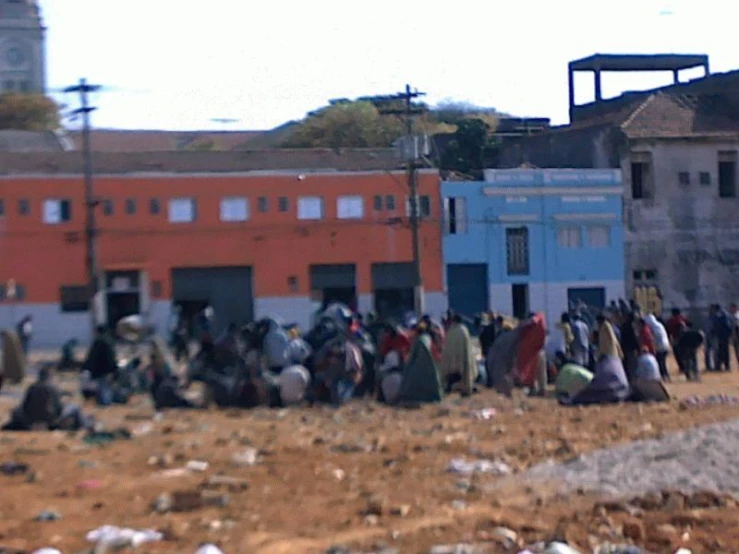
[58,338,81,371]
[148,342,196,411]
[82,326,118,406]
[440,314,478,397]
[2,366,90,431]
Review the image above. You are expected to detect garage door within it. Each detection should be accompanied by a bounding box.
[447,263,489,319]
[171,266,253,334]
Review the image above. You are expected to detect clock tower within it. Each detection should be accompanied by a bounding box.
[0,0,45,93]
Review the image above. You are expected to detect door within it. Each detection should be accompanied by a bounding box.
[171,266,254,335]
[446,263,489,319]
[309,264,357,310]
[567,287,606,313]
[372,262,415,319]
[511,283,529,320]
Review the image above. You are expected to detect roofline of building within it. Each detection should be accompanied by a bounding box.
[627,133,739,142]
[569,53,709,72]
[0,168,439,180]
[68,128,269,135]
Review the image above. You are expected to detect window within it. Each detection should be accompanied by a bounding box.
[385,195,396,211]
[0,198,4,216]
[18,198,29,216]
[59,285,90,313]
[287,276,298,292]
[337,195,364,219]
[444,197,467,235]
[278,197,289,212]
[634,269,658,282]
[168,197,196,223]
[149,198,161,215]
[125,198,137,215]
[405,195,431,218]
[630,152,653,199]
[587,225,610,248]
[297,196,324,220]
[257,196,268,212]
[678,171,690,186]
[0,282,26,301]
[718,151,737,198]
[373,195,383,211]
[557,226,582,249]
[699,172,711,186]
[103,199,114,216]
[220,196,249,222]
[19,81,29,92]
[5,80,13,91]
[506,227,529,276]
[42,199,72,224]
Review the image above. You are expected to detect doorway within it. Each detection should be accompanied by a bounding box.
[374,288,414,321]
[320,287,357,311]
[175,299,209,337]
[106,292,140,331]
[511,283,529,320]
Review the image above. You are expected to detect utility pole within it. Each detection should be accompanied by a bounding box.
[64,78,101,339]
[378,84,427,315]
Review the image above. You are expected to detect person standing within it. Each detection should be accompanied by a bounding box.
[16,315,33,355]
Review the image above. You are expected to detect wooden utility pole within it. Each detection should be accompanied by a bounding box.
[378,84,427,314]
[64,78,101,338]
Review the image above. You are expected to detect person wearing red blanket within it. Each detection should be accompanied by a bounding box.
[516,313,547,395]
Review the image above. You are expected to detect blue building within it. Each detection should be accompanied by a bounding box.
[442,168,625,323]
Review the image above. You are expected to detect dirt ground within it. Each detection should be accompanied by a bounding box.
[1,357,739,554]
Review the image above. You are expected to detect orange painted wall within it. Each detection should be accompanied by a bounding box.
[0,171,443,303]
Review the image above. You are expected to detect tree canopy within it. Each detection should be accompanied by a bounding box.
[280,96,504,152]
[0,92,61,131]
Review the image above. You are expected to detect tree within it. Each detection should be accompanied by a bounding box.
[282,100,404,148]
[432,100,504,130]
[0,92,60,131]
[440,117,499,175]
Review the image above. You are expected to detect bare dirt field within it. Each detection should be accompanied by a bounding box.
[1,357,739,554]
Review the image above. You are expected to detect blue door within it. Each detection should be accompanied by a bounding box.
[446,264,489,319]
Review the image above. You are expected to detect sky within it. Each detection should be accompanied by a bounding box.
[38,0,739,132]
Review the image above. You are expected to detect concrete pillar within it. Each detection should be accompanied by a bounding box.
[594,69,603,102]
[704,61,710,76]
[673,69,679,84]
[568,65,575,122]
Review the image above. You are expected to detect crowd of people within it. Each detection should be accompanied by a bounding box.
[1,300,738,433]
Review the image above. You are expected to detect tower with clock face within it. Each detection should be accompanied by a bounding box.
[0,0,45,93]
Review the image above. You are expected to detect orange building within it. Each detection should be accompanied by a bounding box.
[0,154,445,346]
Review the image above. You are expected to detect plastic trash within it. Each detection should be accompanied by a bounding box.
[447,457,512,476]
[195,545,225,554]
[545,543,583,554]
[86,525,163,549]
[186,460,209,472]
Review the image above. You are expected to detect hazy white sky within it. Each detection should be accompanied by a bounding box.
[39,0,739,131]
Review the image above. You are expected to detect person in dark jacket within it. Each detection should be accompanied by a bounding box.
[478,312,498,361]
[674,322,704,381]
[2,366,88,431]
[82,326,118,405]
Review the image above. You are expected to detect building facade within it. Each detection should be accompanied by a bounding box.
[0,0,45,93]
[442,168,625,323]
[0,167,445,346]
[498,84,739,319]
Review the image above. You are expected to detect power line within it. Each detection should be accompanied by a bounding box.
[63,78,101,338]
